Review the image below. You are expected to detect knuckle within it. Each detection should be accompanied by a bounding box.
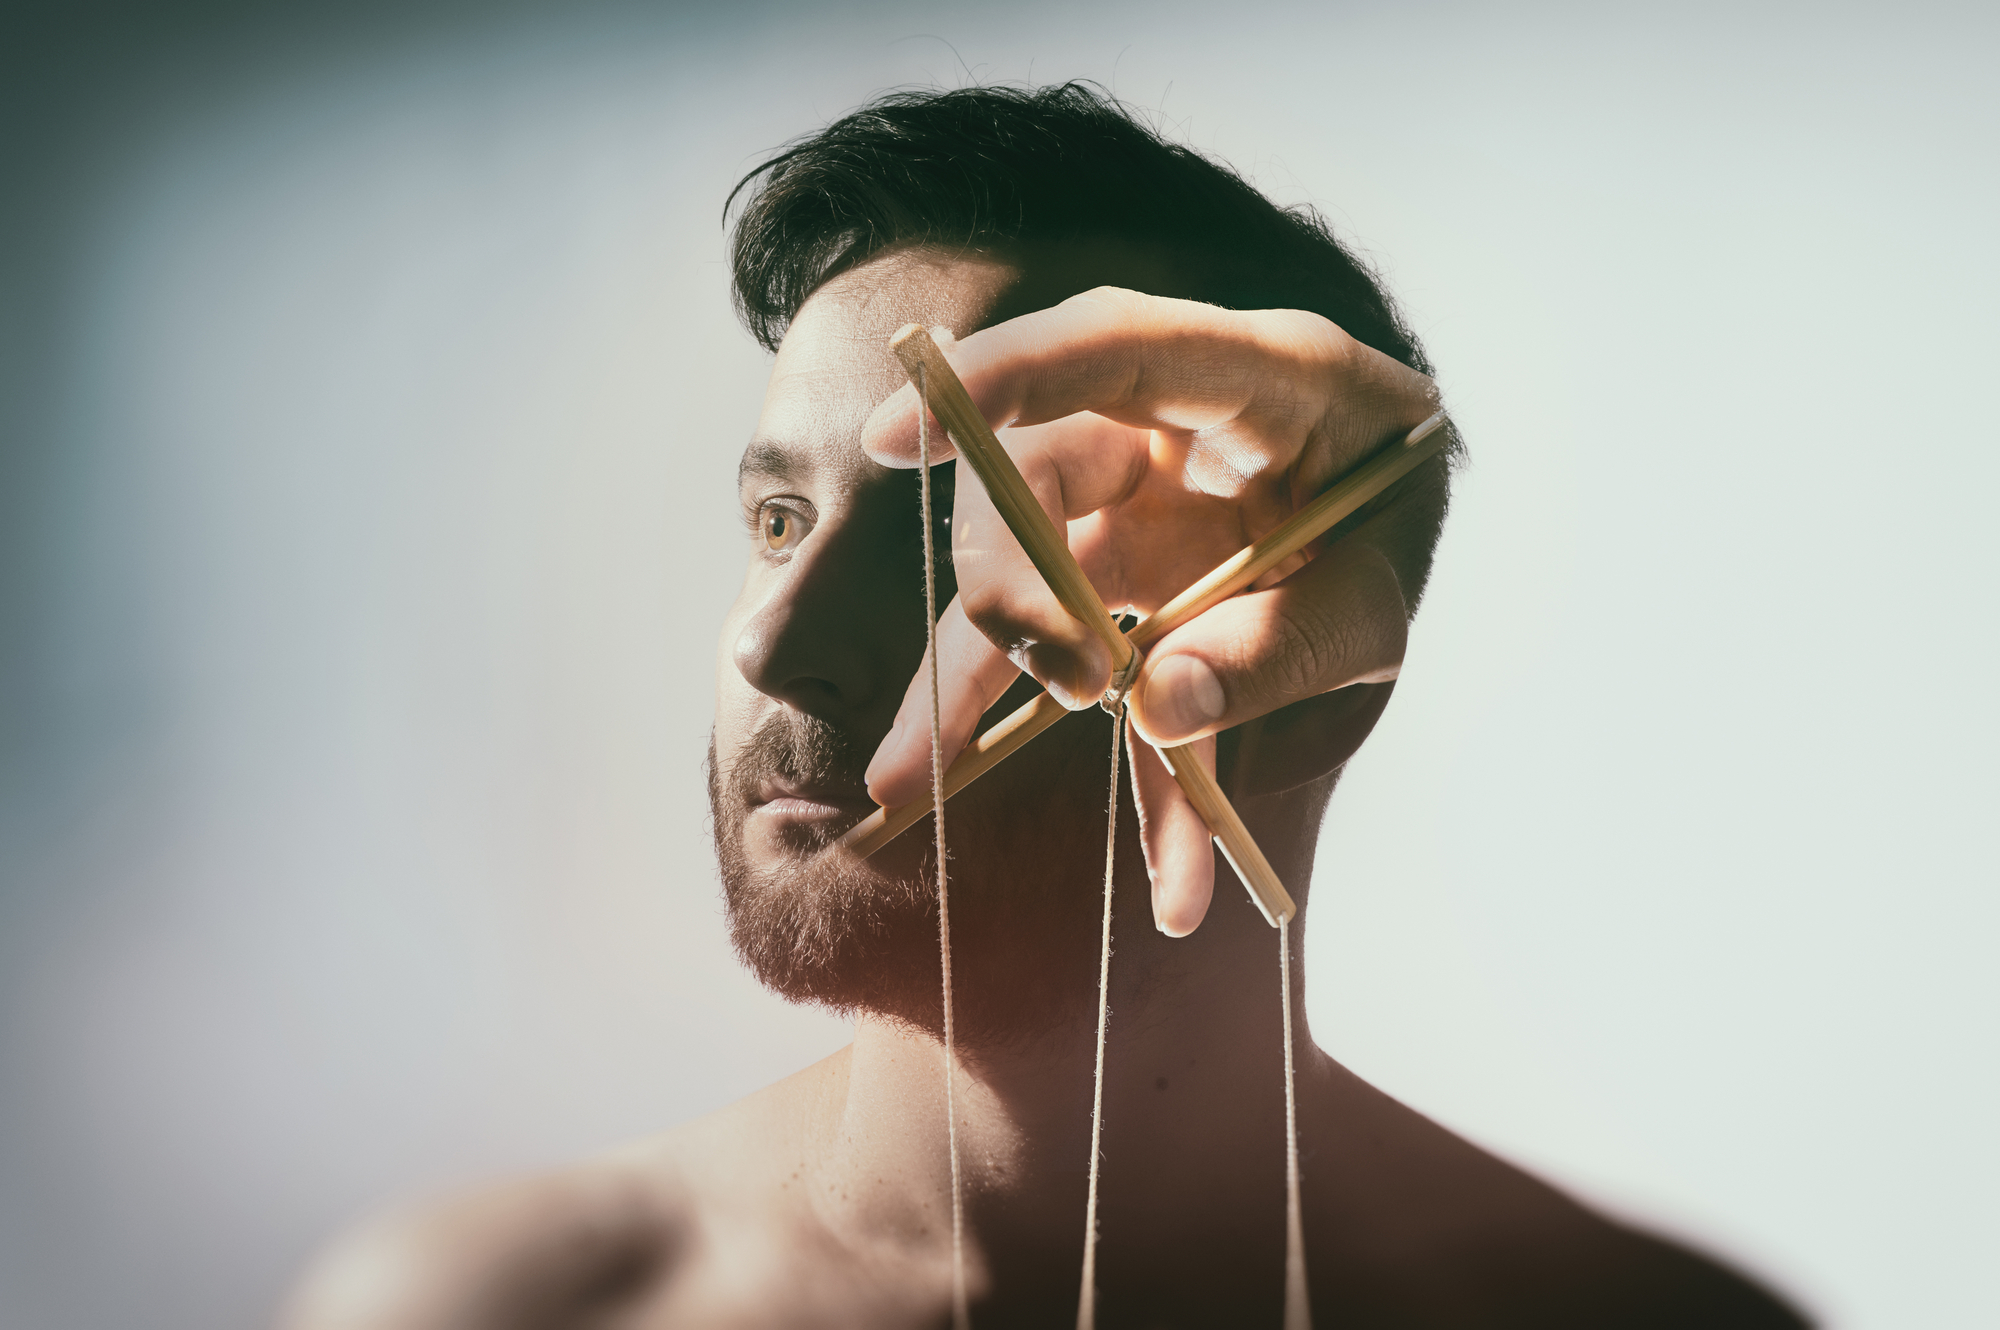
[1253,308,1353,366]
[1063,285,1146,322]
[1258,557,1407,701]
[961,577,1059,656]
[1082,284,1144,308]
[1265,605,1348,701]
[958,589,1027,649]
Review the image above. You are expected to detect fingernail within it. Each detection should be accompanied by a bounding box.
[1143,655,1226,740]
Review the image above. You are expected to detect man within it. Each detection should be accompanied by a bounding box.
[285,84,1807,1328]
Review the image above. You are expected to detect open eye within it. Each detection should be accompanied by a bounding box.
[759,501,811,553]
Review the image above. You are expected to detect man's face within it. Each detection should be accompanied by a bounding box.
[709,249,1120,1029]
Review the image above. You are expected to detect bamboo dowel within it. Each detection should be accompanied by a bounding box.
[1163,755,1291,928]
[890,326,1137,676]
[1129,412,1450,650]
[837,408,1452,863]
[870,326,1311,926]
[841,692,1069,858]
[1157,742,1294,926]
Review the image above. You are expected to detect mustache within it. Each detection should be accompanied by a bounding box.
[726,709,874,802]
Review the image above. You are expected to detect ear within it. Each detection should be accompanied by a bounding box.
[1221,681,1397,799]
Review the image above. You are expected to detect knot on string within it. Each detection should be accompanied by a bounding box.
[1099,632,1143,717]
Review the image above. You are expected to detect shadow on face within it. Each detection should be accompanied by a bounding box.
[706,247,1386,1039]
[709,249,1113,1034]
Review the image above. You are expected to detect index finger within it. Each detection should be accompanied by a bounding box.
[861,286,1437,491]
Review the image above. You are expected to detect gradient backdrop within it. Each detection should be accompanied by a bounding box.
[2,2,1994,1326]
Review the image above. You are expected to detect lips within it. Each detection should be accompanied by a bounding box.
[727,710,878,843]
[749,775,876,823]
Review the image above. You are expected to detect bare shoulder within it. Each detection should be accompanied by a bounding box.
[279,1048,852,1330]
[1312,1056,1813,1328]
[275,1154,680,1330]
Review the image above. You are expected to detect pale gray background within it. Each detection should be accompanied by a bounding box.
[2,2,1993,1327]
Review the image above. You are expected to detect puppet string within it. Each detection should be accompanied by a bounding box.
[919,367,972,1330]
[912,352,1301,1326]
[1280,914,1310,1329]
[1074,705,1124,1330]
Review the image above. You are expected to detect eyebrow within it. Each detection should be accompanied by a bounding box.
[737,438,811,488]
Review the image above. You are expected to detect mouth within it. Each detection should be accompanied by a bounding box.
[747,776,877,830]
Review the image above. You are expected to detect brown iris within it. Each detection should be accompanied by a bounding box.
[761,503,806,552]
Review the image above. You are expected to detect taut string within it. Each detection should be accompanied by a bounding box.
[1074,703,1125,1330]
[1280,915,1309,1329]
[919,366,972,1330]
[902,330,1323,1326]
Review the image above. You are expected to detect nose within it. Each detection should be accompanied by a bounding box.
[731,510,921,732]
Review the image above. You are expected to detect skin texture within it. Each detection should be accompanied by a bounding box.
[280,251,1811,1329]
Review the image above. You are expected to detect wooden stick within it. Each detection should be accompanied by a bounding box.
[870,326,1317,925]
[890,326,1137,677]
[838,409,1451,862]
[1157,742,1293,926]
[1129,412,1450,649]
[842,692,1069,858]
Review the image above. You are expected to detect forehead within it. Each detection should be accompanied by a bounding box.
[747,250,1018,477]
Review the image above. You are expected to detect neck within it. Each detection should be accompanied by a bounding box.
[808,880,1312,1309]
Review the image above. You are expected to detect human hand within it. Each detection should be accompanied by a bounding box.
[860,287,1441,936]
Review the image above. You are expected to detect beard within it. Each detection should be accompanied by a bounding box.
[709,705,1123,1044]
[709,709,940,1017]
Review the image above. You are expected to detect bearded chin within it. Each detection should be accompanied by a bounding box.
[706,726,1114,1043]
[707,735,949,1022]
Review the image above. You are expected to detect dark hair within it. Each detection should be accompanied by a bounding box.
[726,82,1430,373]
[726,82,1456,608]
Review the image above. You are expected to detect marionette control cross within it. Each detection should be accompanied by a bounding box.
[837,325,1449,926]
